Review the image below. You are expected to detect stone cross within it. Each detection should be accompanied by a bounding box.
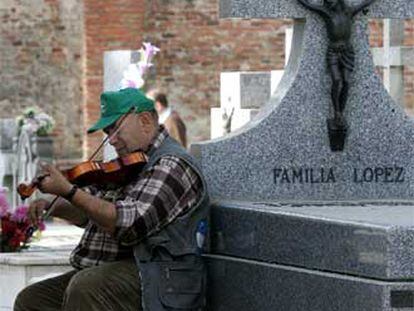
[372,19,414,106]
[193,0,414,201]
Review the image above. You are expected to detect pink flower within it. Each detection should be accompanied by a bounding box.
[11,205,29,222]
[0,195,44,251]
[142,42,160,63]
[0,189,10,217]
[37,221,46,231]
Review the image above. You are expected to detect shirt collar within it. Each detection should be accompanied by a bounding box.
[158,107,172,124]
[146,125,169,157]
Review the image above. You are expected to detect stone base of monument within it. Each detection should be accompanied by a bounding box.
[206,202,414,311]
[207,256,414,311]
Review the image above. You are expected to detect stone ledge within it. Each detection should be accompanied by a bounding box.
[210,201,414,280]
[0,251,71,266]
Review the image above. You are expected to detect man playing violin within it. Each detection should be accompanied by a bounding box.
[14,87,209,311]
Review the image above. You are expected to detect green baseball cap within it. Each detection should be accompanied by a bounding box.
[88,88,155,134]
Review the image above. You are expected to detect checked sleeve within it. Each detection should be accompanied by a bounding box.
[113,155,202,246]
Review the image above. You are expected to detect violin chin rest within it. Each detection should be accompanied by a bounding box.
[17,183,33,200]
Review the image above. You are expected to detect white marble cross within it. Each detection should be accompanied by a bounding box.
[372,19,414,106]
[211,26,293,139]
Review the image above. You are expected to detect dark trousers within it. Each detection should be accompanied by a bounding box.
[14,259,141,311]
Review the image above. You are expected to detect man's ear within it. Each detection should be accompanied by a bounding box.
[138,112,155,130]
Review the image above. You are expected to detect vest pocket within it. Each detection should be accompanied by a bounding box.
[159,261,205,310]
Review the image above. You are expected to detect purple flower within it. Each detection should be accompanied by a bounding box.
[11,205,29,222]
[140,42,160,75]
[0,189,10,217]
[37,221,46,231]
[143,42,160,62]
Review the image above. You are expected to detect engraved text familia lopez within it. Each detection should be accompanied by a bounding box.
[273,167,405,184]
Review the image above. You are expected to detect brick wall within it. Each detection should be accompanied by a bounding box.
[0,0,83,158]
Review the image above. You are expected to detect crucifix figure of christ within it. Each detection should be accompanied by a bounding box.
[298,0,376,149]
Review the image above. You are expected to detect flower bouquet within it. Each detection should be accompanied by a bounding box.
[0,190,45,252]
[16,106,55,137]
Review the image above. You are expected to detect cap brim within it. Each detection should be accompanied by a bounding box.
[87,114,122,134]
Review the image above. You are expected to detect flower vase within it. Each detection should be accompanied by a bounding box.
[30,136,54,159]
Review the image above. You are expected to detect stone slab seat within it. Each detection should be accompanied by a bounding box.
[209,201,414,280]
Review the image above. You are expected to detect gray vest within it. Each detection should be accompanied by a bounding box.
[133,136,210,311]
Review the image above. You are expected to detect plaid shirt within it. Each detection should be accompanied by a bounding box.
[70,127,203,269]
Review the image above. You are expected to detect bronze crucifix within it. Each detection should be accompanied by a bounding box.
[298,0,377,151]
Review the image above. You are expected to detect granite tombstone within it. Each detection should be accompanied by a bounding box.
[191,0,414,310]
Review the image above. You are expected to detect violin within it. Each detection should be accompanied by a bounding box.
[17,151,147,200]
[18,107,146,240]
[19,151,147,239]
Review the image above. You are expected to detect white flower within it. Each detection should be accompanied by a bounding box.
[16,107,55,136]
[120,64,145,90]
[119,42,160,90]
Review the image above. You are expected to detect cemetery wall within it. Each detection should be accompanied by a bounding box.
[0,0,83,158]
[2,0,414,158]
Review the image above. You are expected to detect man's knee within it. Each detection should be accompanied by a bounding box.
[64,269,97,301]
[63,262,140,310]
[14,286,36,311]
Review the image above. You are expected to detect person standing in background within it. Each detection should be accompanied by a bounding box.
[152,92,187,148]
